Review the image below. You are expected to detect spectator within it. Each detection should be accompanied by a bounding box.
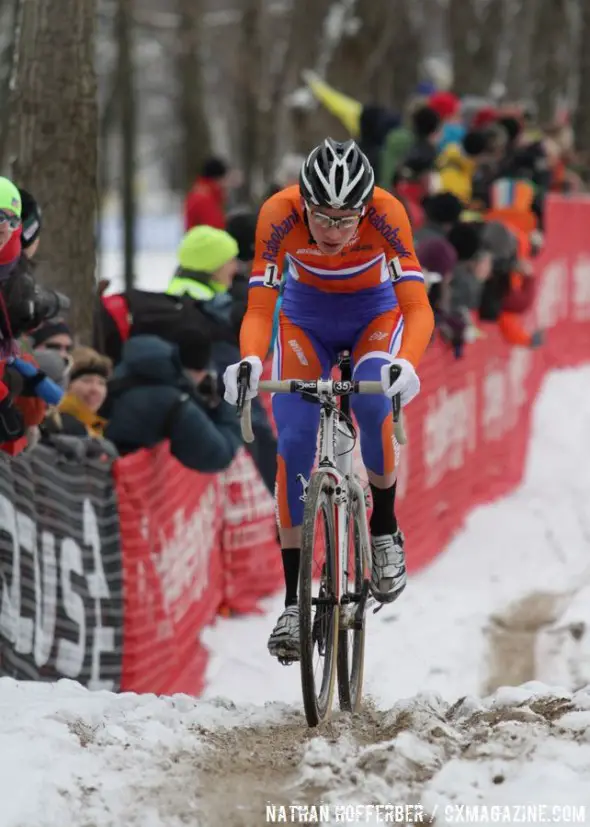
[104,332,241,473]
[0,353,50,455]
[444,222,493,355]
[29,319,73,355]
[0,177,23,282]
[381,105,440,192]
[428,91,465,152]
[167,225,239,301]
[416,236,458,319]
[226,209,257,276]
[184,157,233,230]
[47,347,111,437]
[414,192,463,245]
[470,123,510,210]
[437,130,492,205]
[358,103,401,182]
[33,348,72,391]
[398,107,442,180]
[203,279,278,494]
[225,209,257,326]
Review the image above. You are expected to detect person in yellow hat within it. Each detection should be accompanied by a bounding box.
[167,225,239,301]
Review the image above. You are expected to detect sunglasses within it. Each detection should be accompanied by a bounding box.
[0,210,21,230]
[306,205,362,231]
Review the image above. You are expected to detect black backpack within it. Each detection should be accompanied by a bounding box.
[94,288,232,365]
[126,289,222,341]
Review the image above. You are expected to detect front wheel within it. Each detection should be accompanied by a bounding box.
[299,471,339,728]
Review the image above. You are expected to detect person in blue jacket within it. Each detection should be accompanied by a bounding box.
[103,330,241,473]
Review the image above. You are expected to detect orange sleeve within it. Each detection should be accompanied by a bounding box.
[377,193,435,367]
[497,311,531,346]
[239,191,298,360]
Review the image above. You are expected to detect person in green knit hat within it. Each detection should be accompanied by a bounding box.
[167,225,239,301]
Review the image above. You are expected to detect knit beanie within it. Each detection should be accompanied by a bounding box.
[428,91,460,120]
[177,225,239,273]
[447,222,482,261]
[226,210,257,262]
[417,237,458,281]
[174,328,212,371]
[0,177,21,217]
[69,346,112,383]
[30,319,71,348]
[422,192,464,225]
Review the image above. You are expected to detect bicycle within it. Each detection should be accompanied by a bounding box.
[237,354,405,728]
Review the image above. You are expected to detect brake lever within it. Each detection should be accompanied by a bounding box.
[389,364,402,423]
[236,361,252,415]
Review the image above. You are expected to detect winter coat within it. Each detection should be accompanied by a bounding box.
[103,335,241,474]
[184,177,226,231]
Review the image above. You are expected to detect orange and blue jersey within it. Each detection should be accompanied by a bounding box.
[240,185,434,528]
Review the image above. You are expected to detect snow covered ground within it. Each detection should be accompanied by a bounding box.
[3,367,590,826]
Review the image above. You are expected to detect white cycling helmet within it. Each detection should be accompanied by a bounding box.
[299,137,375,211]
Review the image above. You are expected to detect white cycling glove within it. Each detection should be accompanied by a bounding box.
[223,356,263,405]
[380,357,420,407]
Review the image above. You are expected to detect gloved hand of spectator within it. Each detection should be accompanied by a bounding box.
[0,385,25,442]
[6,356,64,405]
[529,329,545,349]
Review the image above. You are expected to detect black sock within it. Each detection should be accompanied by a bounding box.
[369,482,398,536]
[282,548,300,607]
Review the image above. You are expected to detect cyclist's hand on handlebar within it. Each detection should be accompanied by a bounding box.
[223,356,263,405]
[380,357,420,406]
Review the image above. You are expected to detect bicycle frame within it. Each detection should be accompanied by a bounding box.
[312,381,372,609]
[238,369,404,617]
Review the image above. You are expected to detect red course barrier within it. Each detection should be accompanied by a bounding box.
[114,195,590,695]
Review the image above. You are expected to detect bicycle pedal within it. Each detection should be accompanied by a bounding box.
[278,655,297,666]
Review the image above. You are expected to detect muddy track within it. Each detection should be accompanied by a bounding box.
[195,589,588,826]
[196,701,394,826]
[194,691,583,827]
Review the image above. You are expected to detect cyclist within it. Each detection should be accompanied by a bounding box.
[224,138,434,661]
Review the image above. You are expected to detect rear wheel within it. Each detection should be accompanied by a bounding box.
[337,492,367,712]
[299,471,339,728]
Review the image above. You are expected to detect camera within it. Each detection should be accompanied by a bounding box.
[0,261,70,339]
[31,284,70,327]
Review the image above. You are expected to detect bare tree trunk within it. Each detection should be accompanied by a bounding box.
[574,0,590,155]
[0,0,21,172]
[117,0,136,293]
[236,0,264,200]
[175,0,210,190]
[503,0,536,100]
[448,0,504,95]
[285,0,337,153]
[10,0,98,342]
[531,0,568,124]
[363,0,420,109]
